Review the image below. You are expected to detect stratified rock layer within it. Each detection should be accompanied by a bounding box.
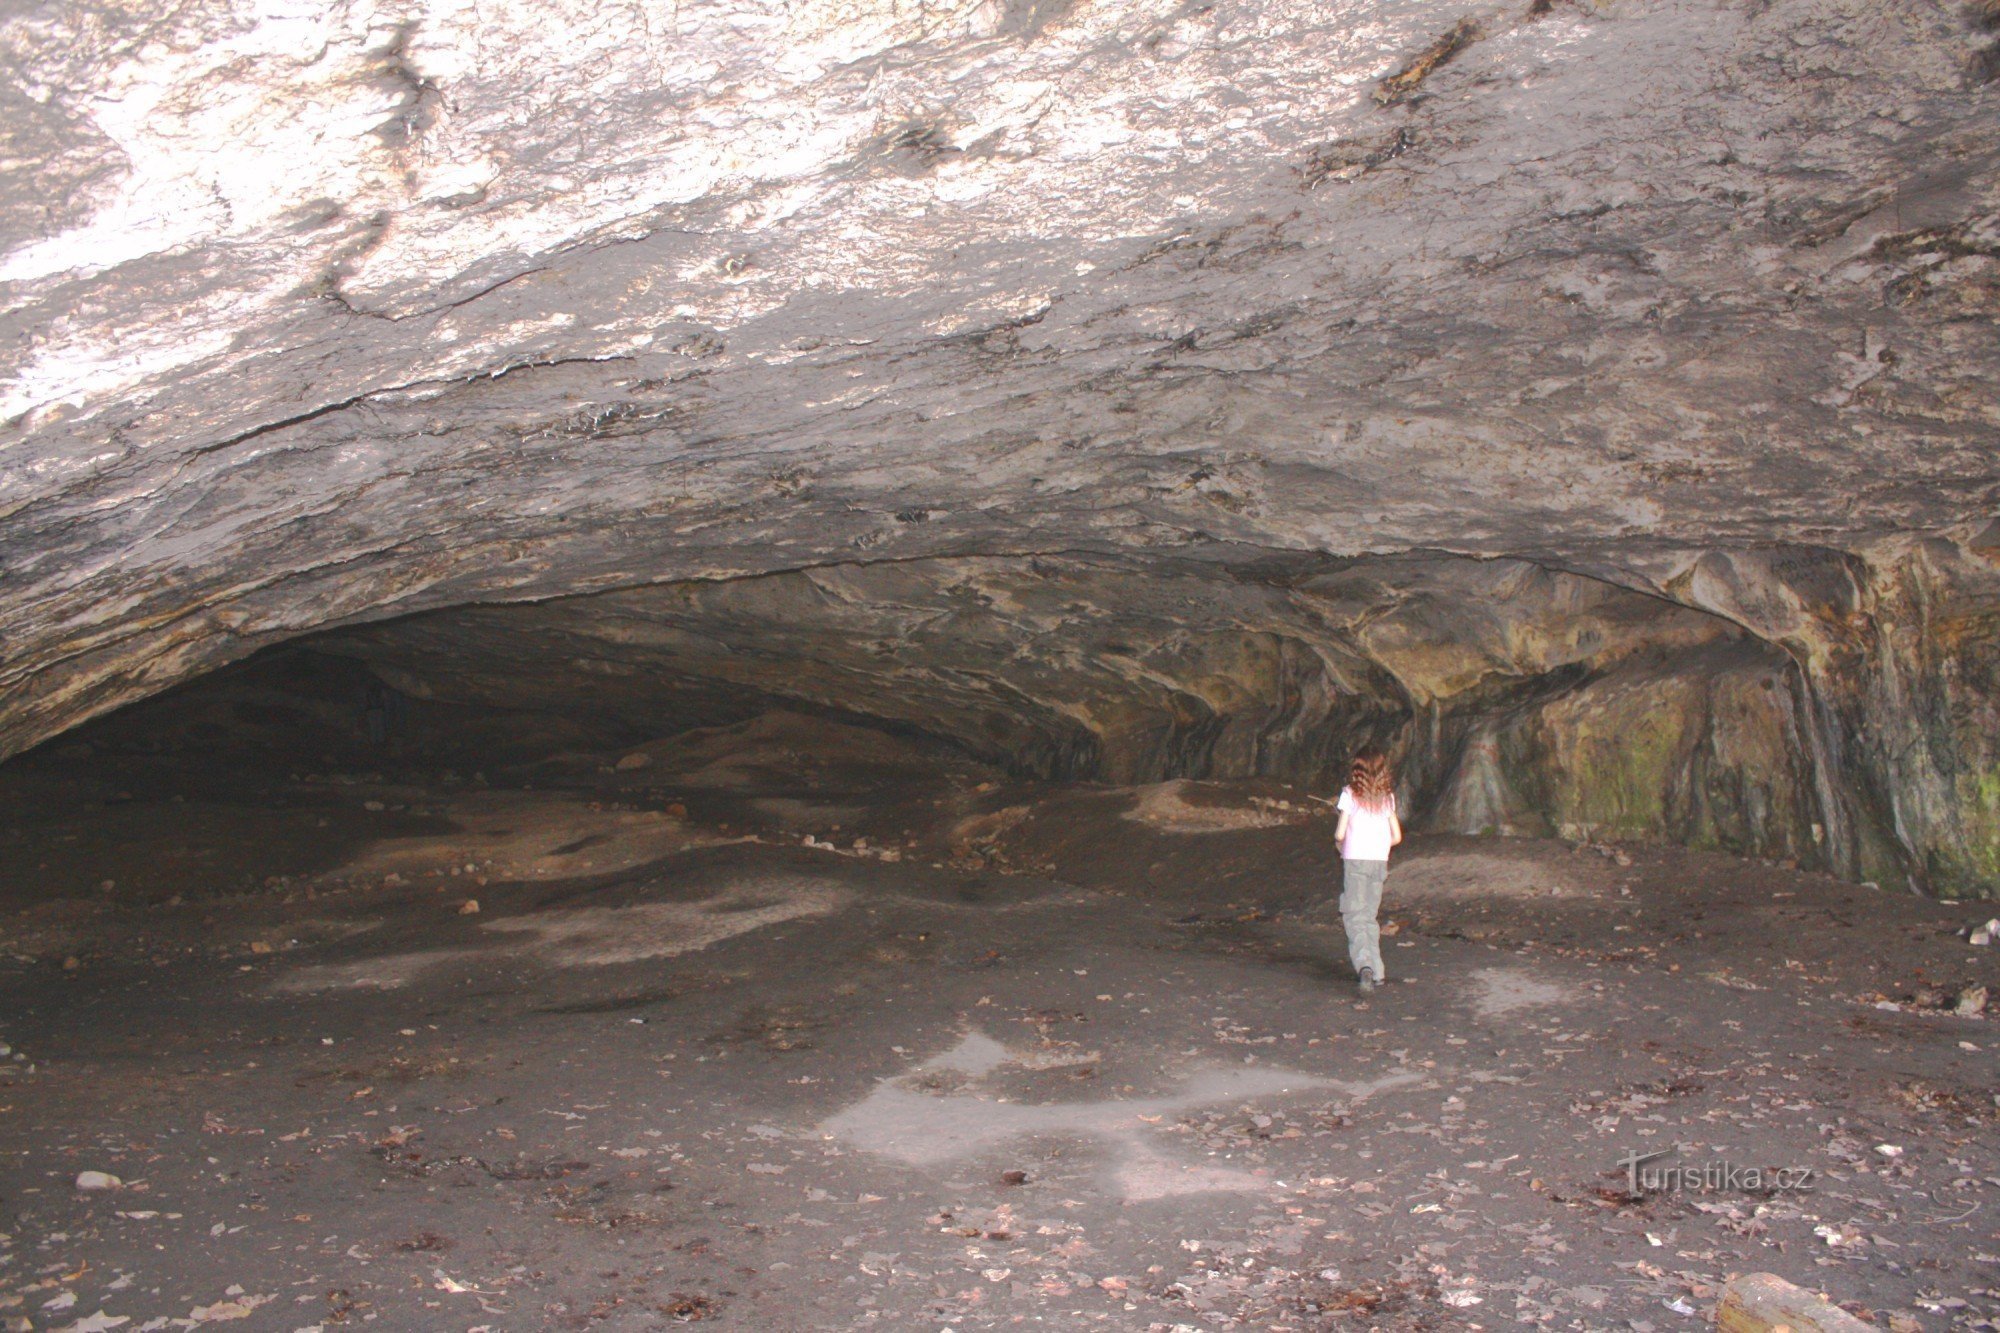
[3,0,1999,892]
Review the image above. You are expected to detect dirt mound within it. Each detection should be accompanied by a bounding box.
[1121,780,1304,834]
[327,790,722,886]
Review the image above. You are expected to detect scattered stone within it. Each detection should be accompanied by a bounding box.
[458,899,481,915]
[1956,984,1988,1016]
[1717,1272,1876,1332]
[999,1169,1029,1186]
[74,1171,121,1191]
[615,752,653,771]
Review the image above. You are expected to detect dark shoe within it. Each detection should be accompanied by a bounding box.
[1356,968,1378,996]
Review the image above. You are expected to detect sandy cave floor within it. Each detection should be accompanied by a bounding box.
[2,725,2000,1331]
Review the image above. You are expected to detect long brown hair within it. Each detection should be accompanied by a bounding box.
[1347,749,1395,813]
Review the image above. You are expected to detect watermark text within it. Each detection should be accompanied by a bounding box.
[1617,1149,1815,1195]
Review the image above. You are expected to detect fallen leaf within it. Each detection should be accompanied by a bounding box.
[58,1314,129,1333]
[188,1293,273,1322]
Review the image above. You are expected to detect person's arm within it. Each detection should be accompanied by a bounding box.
[1333,811,1350,847]
[1388,811,1403,846]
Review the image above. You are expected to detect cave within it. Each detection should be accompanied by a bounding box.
[4,0,2000,1327]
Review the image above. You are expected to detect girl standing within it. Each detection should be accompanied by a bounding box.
[1334,749,1402,995]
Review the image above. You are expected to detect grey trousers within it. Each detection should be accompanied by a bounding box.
[1340,858,1389,981]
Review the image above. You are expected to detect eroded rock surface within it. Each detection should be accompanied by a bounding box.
[312,550,1825,857]
[3,0,2000,891]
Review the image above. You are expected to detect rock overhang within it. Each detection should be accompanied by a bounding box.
[2,0,1999,892]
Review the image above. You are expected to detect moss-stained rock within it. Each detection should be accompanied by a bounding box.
[1649,537,2000,897]
[1431,644,1819,863]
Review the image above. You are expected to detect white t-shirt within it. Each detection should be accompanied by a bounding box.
[1336,787,1398,861]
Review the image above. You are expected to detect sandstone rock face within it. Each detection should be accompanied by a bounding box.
[310,547,1901,884]
[2,0,1998,891]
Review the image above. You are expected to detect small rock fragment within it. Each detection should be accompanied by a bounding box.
[75,1171,122,1191]
[615,752,652,771]
[1956,984,1988,1016]
[458,899,480,915]
[1717,1272,1874,1332]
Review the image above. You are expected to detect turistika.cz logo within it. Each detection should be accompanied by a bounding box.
[1617,1149,1816,1195]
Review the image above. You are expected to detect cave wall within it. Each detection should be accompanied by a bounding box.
[1642,535,2000,896]
[1429,642,1822,864]
[1845,542,2000,898]
[306,548,1836,869]
[306,540,2000,893]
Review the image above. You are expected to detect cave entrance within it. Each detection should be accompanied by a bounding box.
[54,550,1841,855]
[2,550,1992,1328]
[2,546,1845,942]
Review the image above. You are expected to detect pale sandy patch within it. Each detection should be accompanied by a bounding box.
[1387,851,1582,900]
[330,790,724,885]
[1121,780,1291,834]
[480,877,849,966]
[823,1030,1426,1200]
[1469,967,1574,1017]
